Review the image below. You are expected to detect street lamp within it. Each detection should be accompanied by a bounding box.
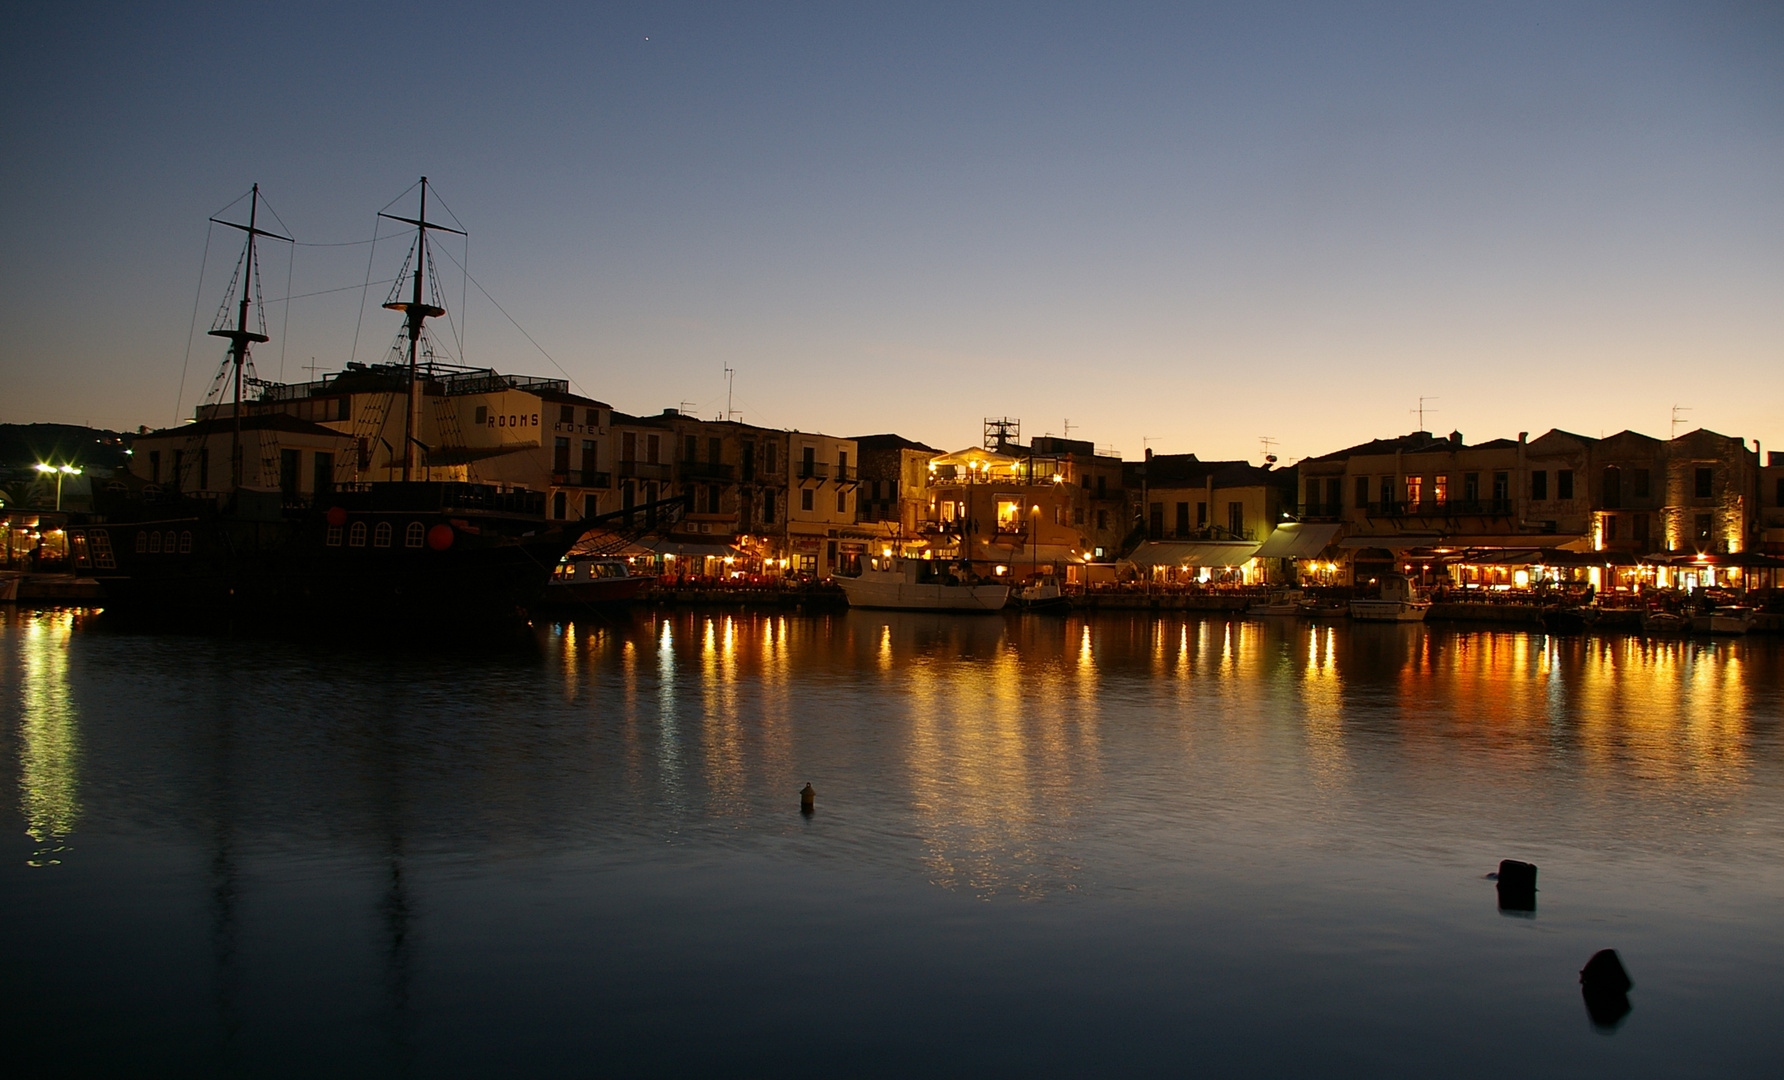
[34,463,81,511]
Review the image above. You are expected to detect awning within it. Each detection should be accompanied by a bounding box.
[1339,536,1441,551]
[637,539,740,558]
[1127,540,1260,568]
[1013,543,1090,564]
[1642,551,1784,568]
[1253,523,1343,560]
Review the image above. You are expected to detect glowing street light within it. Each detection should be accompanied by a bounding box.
[34,463,81,511]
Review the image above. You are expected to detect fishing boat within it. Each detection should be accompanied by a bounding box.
[1247,588,1304,616]
[1010,576,1070,612]
[82,181,586,626]
[1349,574,1431,622]
[837,555,1009,612]
[1641,609,1690,635]
[1691,605,1755,636]
[540,556,652,607]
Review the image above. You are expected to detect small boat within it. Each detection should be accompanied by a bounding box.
[1540,605,1598,634]
[1692,605,1755,636]
[1010,580,1070,613]
[540,556,651,607]
[837,555,1009,612]
[1298,595,1350,619]
[1641,609,1690,635]
[1247,588,1304,616]
[1349,574,1431,622]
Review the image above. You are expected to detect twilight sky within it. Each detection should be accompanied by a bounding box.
[3,1,1780,464]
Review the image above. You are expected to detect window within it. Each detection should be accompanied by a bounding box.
[148,531,161,553]
[1305,481,1320,513]
[1695,467,1713,499]
[148,450,161,483]
[1096,475,1106,498]
[173,449,185,490]
[765,443,777,474]
[1634,469,1651,498]
[622,432,636,461]
[710,436,722,464]
[1492,472,1509,502]
[326,525,342,546]
[553,437,571,473]
[1356,476,1370,509]
[1603,467,1622,509]
[709,485,722,514]
[1531,470,1548,500]
[560,405,574,425]
[91,530,113,568]
[179,531,192,554]
[801,488,814,512]
[1634,513,1649,546]
[1463,473,1479,503]
[1175,502,1190,536]
[374,522,392,547]
[1228,502,1244,538]
[801,445,816,477]
[313,451,333,494]
[1081,473,1091,488]
[1557,470,1574,499]
[1149,502,1164,539]
[350,521,367,546]
[1433,475,1447,506]
[1075,507,1085,525]
[1379,477,1393,506]
[1604,515,1618,541]
[685,435,698,462]
[583,494,597,517]
[836,490,847,513]
[581,440,597,473]
[164,531,177,553]
[405,522,425,548]
[1777,478,1784,506]
[1327,478,1343,512]
[763,489,776,524]
[646,434,660,464]
[1196,501,1207,527]
[135,531,147,553]
[1405,476,1422,506]
[475,405,488,425]
[1097,509,1107,529]
[279,449,301,495]
[552,491,567,519]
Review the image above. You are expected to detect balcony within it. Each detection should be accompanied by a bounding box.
[680,460,735,482]
[617,460,674,482]
[1368,498,1514,517]
[551,470,611,489]
[797,461,829,481]
[834,464,856,484]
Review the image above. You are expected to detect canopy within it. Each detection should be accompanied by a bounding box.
[1127,540,1260,568]
[1338,536,1441,551]
[1253,523,1343,559]
[637,539,741,558]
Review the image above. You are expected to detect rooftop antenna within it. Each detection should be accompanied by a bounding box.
[1410,396,1439,432]
[1671,404,1691,439]
[1259,435,1279,466]
[724,363,740,422]
[679,400,697,415]
[1063,418,1076,440]
[301,358,325,379]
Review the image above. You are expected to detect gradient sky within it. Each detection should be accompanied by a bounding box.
[4,1,1780,464]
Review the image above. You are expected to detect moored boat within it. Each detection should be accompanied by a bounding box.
[541,555,652,607]
[1247,588,1304,616]
[1691,605,1755,636]
[1349,574,1431,622]
[837,555,1009,612]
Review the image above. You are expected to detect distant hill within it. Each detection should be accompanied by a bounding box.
[0,423,132,471]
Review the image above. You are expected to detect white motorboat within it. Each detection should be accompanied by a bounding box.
[837,556,1009,612]
[1247,588,1304,616]
[1692,605,1755,635]
[1349,574,1431,622]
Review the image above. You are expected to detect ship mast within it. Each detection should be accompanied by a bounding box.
[379,176,464,482]
[208,184,291,490]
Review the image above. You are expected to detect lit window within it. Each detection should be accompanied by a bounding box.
[405,522,425,548]
[326,526,343,547]
[374,522,392,548]
[349,522,367,547]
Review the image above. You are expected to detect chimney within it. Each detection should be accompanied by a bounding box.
[1449,430,1463,447]
[1518,432,1528,445]
[1144,447,1153,461]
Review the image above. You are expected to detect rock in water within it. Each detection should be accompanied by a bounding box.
[800,783,815,813]
[1580,949,1632,993]
[1497,860,1538,890]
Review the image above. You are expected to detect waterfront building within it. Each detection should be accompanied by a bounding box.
[1123,452,1292,585]
[922,443,1095,583]
[852,434,941,552]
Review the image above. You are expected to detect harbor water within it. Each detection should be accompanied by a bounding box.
[3,607,1781,1077]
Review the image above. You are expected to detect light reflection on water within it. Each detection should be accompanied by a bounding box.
[2,607,1782,1077]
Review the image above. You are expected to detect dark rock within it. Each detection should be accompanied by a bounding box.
[800,783,815,814]
[1497,860,1538,890]
[1580,949,1632,993]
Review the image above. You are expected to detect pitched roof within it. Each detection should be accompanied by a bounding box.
[138,413,352,440]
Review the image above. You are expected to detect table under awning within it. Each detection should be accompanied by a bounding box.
[1252,523,1343,559]
[1127,540,1260,568]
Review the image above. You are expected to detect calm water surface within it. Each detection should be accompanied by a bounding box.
[2,607,1781,1077]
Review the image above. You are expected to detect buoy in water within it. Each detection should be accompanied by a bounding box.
[1580,949,1634,1032]
[1496,859,1538,913]
[800,783,815,813]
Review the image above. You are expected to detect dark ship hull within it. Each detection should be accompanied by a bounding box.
[76,482,581,626]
